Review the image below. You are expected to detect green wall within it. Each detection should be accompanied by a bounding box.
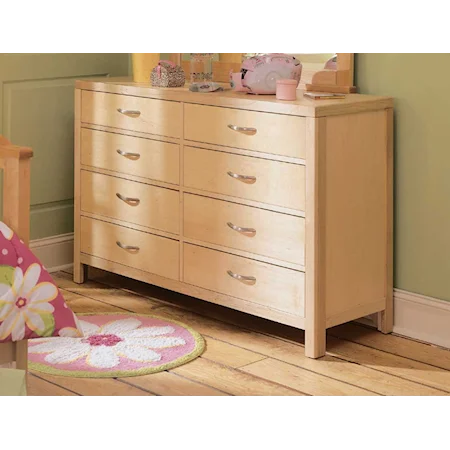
[0,54,130,240]
[356,54,450,301]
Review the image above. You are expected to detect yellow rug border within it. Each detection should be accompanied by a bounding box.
[28,312,206,378]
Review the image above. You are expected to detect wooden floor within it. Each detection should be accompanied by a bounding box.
[27,268,450,396]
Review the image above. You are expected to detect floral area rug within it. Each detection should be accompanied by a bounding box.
[28,313,205,378]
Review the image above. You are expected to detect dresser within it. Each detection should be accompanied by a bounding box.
[73,78,394,358]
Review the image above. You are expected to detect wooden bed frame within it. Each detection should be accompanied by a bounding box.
[0,135,33,372]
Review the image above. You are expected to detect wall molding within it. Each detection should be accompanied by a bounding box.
[393,288,450,350]
[357,290,450,349]
[30,233,74,273]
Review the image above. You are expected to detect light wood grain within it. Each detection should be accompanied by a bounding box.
[183,185,304,218]
[326,336,450,393]
[80,217,180,280]
[378,107,394,333]
[74,89,87,284]
[123,371,229,396]
[66,296,125,314]
[32,372,155,396]
[172,357,305,396]
[183,237,304,272]
[305,117,326,358]
[202,337,266,368]
[60,284,160,313]
[183,243,305,317]
[184,139,305,165]
[184,103,306,159]
[57,268,448,396]
[28,374,78,396]
[81,170,180,235]
[81,90,182,138]
[81,128,180,185]
[323,111,387,322]
[81,254,304,328]
[184,146,306,211]
[75,78,393,118]
[241,358,377,396]
[156,305,448,396]
[80,211,179,241]
[74,80,393,360]
[331,323,450,371]
[183,193,305,266]
[31,271,450,397]
[82,123,180,145]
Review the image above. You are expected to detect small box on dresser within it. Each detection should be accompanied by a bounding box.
[74,78,393,359]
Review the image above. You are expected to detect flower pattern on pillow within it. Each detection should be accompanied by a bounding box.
[0,222,13,241]
[0,220,82,342]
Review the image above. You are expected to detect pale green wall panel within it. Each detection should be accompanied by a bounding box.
[30,201,74,240]
[0,53,130,241]
[4,79,76,205]
[356,53,450,301]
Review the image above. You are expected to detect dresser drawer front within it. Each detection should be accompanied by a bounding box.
[81,91,182,138]
[183,194,305,266]
[81,171,179,234]
[184,104,306,159]
[184,146,305,211]
[81,217,179,280]
[81,128,179,184]
[183,244,304,316]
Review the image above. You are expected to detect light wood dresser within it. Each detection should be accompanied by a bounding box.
[74,78,394,358]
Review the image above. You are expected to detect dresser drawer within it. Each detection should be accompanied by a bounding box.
[183,194,305,266]
[184,104,306,159]
[184,146,305,211]
[81,128,179,185]
[81,170,179,234]
[183,244,304,316]
[81,217,179,280]
[81,91,182,138]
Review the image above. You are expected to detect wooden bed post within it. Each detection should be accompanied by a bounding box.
[0,137,33,371]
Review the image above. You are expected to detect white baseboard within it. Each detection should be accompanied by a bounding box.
[30,233,74,273]
[393,289,450,350]
[354,290,450,350]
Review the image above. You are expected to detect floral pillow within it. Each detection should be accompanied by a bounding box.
[0,221,83,342]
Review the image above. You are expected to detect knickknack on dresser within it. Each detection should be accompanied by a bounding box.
[73,53,393,358]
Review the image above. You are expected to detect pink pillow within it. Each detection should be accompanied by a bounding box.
[0,221,83,342]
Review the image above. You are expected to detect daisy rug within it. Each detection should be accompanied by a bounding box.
[28,313,205,378]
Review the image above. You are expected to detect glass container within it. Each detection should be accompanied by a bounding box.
[190,53,214,84]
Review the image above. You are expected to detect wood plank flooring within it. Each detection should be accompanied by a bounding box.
[27,268,450,396]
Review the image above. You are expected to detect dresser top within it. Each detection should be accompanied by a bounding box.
[76,77,393,118]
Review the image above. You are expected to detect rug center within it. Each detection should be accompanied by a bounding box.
[15,297,28,309]
[83,334,123,347]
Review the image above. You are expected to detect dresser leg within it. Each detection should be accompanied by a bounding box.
[305,327,326,359]
[377,305,394,334]
[73,263,87,284]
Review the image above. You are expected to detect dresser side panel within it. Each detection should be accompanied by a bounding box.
[323,110,388,323]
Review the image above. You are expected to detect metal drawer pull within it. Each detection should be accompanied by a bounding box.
[227,171,257,184]
[117,108,141,118]
[117,149,141,160]
[227,270,256,285]
[228,124,257,135]
[116,241,140,253]
[227,222,256,237]
[116,193,140,206]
